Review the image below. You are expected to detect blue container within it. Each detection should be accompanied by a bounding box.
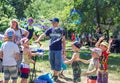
[37,49,44,53]
[34,79,47,83]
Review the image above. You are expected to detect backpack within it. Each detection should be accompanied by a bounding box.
[34,73,54,83]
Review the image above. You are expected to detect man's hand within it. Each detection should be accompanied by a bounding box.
[62,50,66,55]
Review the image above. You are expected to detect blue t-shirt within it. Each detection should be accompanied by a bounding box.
[45,27,65,50]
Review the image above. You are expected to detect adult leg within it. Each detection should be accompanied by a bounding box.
[49,50,55,72]
[53,50,62,81]
[54,50,62,75]
[50,50,61,76]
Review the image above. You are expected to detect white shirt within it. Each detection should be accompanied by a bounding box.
[1,41,20,66]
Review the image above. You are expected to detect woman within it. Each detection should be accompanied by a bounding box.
[10,19,29,45]
[5,19,29,71]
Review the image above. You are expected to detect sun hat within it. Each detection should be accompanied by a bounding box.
[90,48,102,56]
[100,41,108,48]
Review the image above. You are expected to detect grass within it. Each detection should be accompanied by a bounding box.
[0,40,120,83]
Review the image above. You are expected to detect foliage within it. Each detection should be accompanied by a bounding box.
[0,17,10,32]
[0,0,120,38]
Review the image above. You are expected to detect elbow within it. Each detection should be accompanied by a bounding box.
[27,32,29,37]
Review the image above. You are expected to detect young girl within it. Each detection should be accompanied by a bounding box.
[95,36,112,83]
[64,41,81,83]
[78,48,102,83]
[20,38,39,83]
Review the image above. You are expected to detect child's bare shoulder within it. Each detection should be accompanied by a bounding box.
[73,52,80,57]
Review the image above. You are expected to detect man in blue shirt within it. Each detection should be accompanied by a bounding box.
[35,18,66,81]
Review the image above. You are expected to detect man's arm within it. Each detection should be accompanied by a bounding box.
[62,35,66,55]
[35,33,46,43]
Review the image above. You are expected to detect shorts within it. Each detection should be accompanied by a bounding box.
[87,76,97,83]
[20,63,30,78]
[73,67,81,82]
[72,62,81,82]
[61,63,67,70]
[49,50,62,71]
[3,66,18,80]
[73,70,81,82]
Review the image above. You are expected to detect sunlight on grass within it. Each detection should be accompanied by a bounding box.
[0,40,120,83]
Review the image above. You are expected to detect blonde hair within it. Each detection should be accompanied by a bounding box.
[10,19,19,30]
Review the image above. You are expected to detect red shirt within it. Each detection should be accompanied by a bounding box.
[102,51,109,70]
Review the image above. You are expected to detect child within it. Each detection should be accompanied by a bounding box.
[20,38,40,83]
[0,28,20,83]
[95,36,112,83]
[78,48,102,83]
[64,41,81,83]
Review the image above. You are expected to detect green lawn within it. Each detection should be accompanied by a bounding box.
[0,40,120,83]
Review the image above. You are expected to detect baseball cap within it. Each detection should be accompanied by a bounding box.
[100,41,108,48]
[50,18,59,22]
[90,48,102,56]
[5,28,15,38]
[73,41,81,49]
